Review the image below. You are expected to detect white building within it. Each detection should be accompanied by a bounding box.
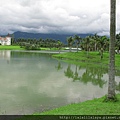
[0,34,11,45]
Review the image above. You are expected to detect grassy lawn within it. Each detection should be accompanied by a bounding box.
[53,51,120,70]
[40,47,60,50]
[0,46,61,51]
[0,45,24,50]
[34,94,120,115]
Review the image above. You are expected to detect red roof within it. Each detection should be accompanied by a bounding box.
[0,37,8,41]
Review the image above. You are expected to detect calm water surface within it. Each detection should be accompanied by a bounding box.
[0,50,120,115]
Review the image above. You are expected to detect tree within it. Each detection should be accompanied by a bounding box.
[108,0,116,100]
[74,35,81,52]
[57,40,63,53]
[98,36,108,59]
[67,36,74,52]
[11,33,15,45]
[85,36,90,58]
[92,33,100,51]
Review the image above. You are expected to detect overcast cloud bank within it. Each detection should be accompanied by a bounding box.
[0,0,120,35]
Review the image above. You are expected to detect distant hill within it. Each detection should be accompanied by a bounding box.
[13,31,92,44]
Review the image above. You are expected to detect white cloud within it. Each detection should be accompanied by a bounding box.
[0,0,120,35]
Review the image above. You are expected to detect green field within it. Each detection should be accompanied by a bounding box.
[53,51,120,70]
[0,45,61,51]
[0,45,24,50]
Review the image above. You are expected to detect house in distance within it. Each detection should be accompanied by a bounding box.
[0,33,11,45]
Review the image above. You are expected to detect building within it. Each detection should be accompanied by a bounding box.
[0,34,11,45]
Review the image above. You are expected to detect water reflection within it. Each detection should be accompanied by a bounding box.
[0,50,120,115]
[0,50,11,63]
[64,64,74,78]
[55,62,63,71]
[64,64,107,88]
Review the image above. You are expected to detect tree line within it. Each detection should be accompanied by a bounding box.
[12,38,63,50]
[12,33,120,53]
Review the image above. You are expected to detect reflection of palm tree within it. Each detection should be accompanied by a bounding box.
[73,65,81,81]
[80,69,90,84]
[64,64,73,78]
[83,67,107,88]
[74,65,107,88]
[55,61,63,71]
[64,64,81,81]
[64,64,107,88]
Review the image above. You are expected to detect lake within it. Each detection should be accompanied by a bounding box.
[0,50,120,115]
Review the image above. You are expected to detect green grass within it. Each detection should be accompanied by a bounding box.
[52,51,120,69]
[40,47,64,50]
[34,94,120,115]
[0,46,62,51]
[0,45,24,50]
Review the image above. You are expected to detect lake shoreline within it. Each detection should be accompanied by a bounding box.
[52,51,120,70]
[34,94,120,115]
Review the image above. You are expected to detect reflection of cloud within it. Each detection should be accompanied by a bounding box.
[37,72,108,103]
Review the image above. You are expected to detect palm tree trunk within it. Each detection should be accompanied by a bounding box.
[100,48,103,60]
[95,43,97,51]
[77,44,78,52]
[108,0,116,99]
[70,45,71,52]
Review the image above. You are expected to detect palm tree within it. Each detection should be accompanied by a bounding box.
[97,36,108,59]
[67,36,74,52]
[108,0,116,100]
[115,34,120,53]
[85,36,90,58]
[74,35,81,52]
[11,33,15,45]
[56,40,63,53]
[92,33,100,51]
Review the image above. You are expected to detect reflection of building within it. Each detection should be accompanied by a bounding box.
[0,51,11,61]
[0,34,11,45]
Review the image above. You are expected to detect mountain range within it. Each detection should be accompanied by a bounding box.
[1,31,92,44]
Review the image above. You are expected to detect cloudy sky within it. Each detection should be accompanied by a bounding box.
[0,0,120,35]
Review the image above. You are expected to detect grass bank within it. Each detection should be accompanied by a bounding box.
[53,51,120,69]
[0,45,24,50]
[34,94,120,115]
[0,46,62,51]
